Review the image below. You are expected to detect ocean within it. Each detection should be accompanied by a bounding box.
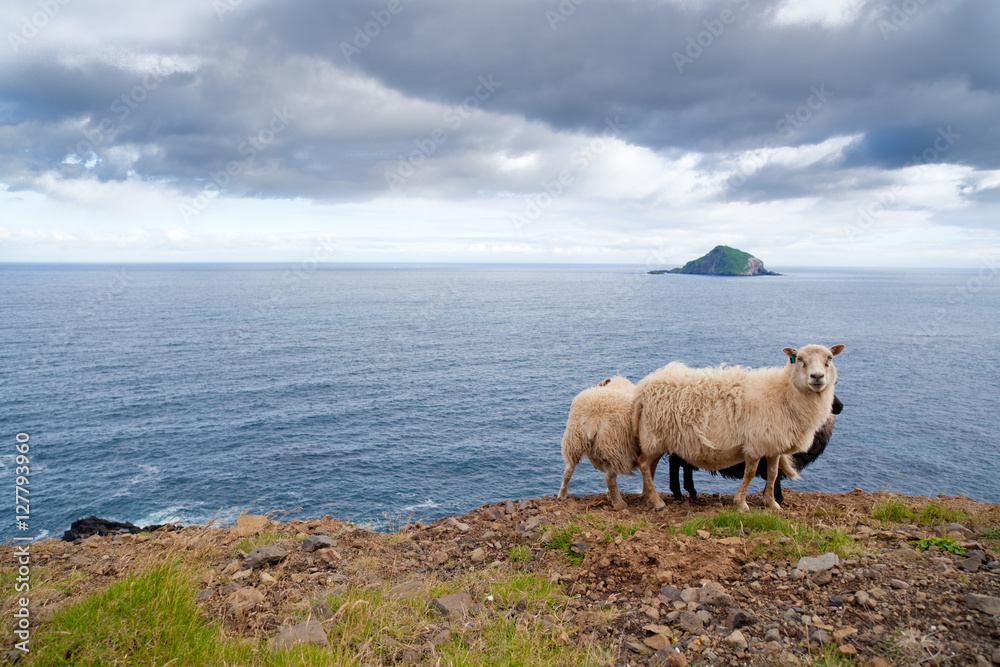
[2,263,998,540]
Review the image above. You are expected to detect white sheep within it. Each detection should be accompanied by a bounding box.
[632,344,844,512]
[557,375,639,510]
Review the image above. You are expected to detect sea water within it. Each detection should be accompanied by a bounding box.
[1,263,998,538]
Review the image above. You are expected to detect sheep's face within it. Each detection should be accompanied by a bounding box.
[783,344,844,393]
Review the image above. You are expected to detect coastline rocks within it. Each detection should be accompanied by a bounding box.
[62,516,168,542]
[246,545,288,569]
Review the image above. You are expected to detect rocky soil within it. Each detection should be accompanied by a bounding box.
[9,489,1000,666]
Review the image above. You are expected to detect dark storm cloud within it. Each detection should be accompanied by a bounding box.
[1,0,998,204]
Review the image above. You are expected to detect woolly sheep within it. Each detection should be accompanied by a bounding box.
[669,395,843,504]
[632,344,845,512]
[557,375,638,510]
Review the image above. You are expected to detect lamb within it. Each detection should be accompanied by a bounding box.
[632,344,844,512]
[558,375,639,510]
[669,395,843,504]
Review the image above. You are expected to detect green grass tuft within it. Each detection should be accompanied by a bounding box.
[909,536,965,555]
[508,545,533,562]
[544,525,584,565]
[870,498,914,523]
[917,502,969,526]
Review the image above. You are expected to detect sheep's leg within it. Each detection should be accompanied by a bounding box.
[763,456,781,511]
[669,455,684,502]
[683,464,698,501]
[558,459,577,501]
[734,457,759,513]
[605,471,627,510]
[774,478,784,505]
[639,451,666,510]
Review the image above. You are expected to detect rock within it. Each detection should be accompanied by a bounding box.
[680,588,699,603]
[660,586,683,602]
[226,587,265,615]
[699,581,734,607]
[487,506,505,520]
[789,569,804,581]
[445,517,470,532]
[61,516,159,541]
[942,522,974,538]
[402,645,423,664]
[888,578,909,589]
[569,540,587,553]
[726,609,757,630]
[992,646,1000,664]
[777,650,800,666]
[854,590,877,609]
[764,628,781,642]
[725,629,748,651]
[388,579,426,599]
[195,589,214,602]
[469,548,486,563]
[838,644,858,657]
[828,595,844,608]
[432,591,474,617]
[518,499,534,511]
[967,593,1000,616]
[865,658,891,667]
[644,634,672,651]
[259,572,276,585]
[310,600,334,620]
[695,610,712,623]
[302,535,335,552]
[811,569,833,586]
[810,629,830,645]
[832,627,858,642]
[645,607,661,620]
[269,620,328,651]
[540,530,554,543]
[230,515,269,537]
[675,610,703,632]
[230,569,252,580]
[432,549,449,566]
[246,545,288,569]
[796,553,840,572]
[625,641,653,655]
[650,648,686,667]
[958,554,983,572]
[430,629,452,647]
[504,500,517,515]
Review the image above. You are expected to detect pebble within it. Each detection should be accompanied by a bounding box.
[959,555,983,572]
[764,628,781,642]
[838,644,858,657]
[675,610,703,632]
[245,545,288,570]
[469,548,486,563]
[789,569,804,581]
[259,572,276,584]
[269,620,328,651]
[695,610,712,623]
[810,629,830,646]
[644,634,671,651]
[301,534,336,552]
[724,630,748,651]
[431,591,474,617]
[796,552,840,572]
[811,569,833,586]
[828,595,844,608]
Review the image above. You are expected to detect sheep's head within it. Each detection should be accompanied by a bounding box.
[783,344,844,393]
[599,375,634,391]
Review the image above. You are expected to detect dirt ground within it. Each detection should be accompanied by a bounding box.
[9,489,1000,666]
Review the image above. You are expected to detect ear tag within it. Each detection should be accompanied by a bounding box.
[790,354,796,364]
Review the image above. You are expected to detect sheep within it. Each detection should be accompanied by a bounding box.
[632,344,844,512]
[669,395,843,504]
[557,375,639,510]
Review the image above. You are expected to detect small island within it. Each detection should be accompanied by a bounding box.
[649,245,780,276]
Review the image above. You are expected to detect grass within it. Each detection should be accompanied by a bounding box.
[678,509,860,561]
[909,536,965,555]
[870,498,969,526]
[544,525,585,565]
[805,642,858,666]
[233,529,283,554]
[509,545,533,562]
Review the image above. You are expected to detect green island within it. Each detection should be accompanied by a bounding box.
[650,245,780,276]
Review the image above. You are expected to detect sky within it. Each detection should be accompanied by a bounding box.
[1,0,998,267]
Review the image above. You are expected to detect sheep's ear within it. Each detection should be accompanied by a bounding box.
[782,347,797,361]
[829,344,845,356]
[598,378,611,387]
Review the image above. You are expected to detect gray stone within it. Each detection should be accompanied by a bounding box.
[301,534,335,552]
[269,620,328,651]
[245,545,288,569]
[660,585,683,601]
[726,609,757,630]
[625,641,653,655]
[765,628,782,642]
[789,569,804,581]
[967,593,1000,616]
[310,600,334,620]
[991,646,1000,664]
[524,516,544,532]
[725,629,748,650]
[388,579,426,599]
[432,591,475,617]
[854,590,877,609]
[943,522,974,538]
[811,569,833,586]
[810,629,831,646]
[889,579,910,589]
[445,517,470,532]
[680,588,699,603]
[695,610,712,623]
[796,552,840,572]
[699,581,734,607]
[675,610,704,632]
[569,541,587,554]
[828,595,844,608]
[470,548,487,563]
[504,500,517,515]
[959,555,983,572]
[518,500,534,511]
[487,506,505,520]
